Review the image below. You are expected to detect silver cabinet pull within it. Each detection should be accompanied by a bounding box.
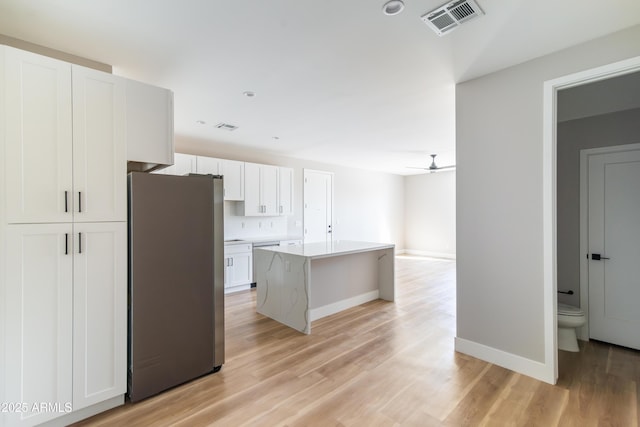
[64,191,69,213]
[78,232,82,254]
[65,233,69,255]
[78,192,82,213]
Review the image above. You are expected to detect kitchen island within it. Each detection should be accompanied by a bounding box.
[254,240,395,334]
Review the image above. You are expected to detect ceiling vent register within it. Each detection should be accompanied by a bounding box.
[215,123,238,131]
[421,0,484,36]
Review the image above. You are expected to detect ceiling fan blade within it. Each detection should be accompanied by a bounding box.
[406,166,429,170]
[436,165,456,170]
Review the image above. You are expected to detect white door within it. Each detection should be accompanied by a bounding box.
[588,146,640,349]
[73,222,127,410]
[303,169,333,243]
[72,65,126,223]
[3,46,73,224]
[3,224,73,426]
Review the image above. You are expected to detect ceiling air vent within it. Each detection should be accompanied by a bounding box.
[421,0,484,36]
[215,123,238,131]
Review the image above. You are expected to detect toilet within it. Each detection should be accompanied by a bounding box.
[557,303,586,352]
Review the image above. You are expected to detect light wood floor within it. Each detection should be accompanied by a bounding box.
[75,256,640,426]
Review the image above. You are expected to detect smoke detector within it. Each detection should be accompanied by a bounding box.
[215,123,238,131]
[421,0,484,36]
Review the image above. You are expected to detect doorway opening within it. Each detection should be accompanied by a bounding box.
[544,56,640,382]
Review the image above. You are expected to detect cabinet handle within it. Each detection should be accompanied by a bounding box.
[78,192,82,213]
[78,232,82,254]
[65,233,69,255]
[230,258,234,266]
[279,206,283,214]
[64,191,69,213]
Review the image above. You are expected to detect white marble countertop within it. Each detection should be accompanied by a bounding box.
[224,235,302,245]
[254,240,394,260]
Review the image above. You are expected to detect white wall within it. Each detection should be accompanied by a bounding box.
[176,136,405,249]
[404,171,456,258]
[455,24,640,379]
[556,107,640,307]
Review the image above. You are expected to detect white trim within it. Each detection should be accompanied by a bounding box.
[543,55,640,385]
[402,249,456,260]
[455,337,553,383]
[579,143,640,342]
[310,290,379,321]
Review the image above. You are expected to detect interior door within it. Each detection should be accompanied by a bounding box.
[303,169,333,243]
[588,146,640,349]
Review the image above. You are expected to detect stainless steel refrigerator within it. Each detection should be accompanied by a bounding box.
[127,172,224,402]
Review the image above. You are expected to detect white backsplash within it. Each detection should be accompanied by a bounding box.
[223,202,288,239]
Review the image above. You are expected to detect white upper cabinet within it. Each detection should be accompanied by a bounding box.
[2,47,126,224]
[3,47,73,224]
[196,155,222,175]
[221,159,244,201]
[125,79,174,169]
[72,65,126,223]
[156,152,196,175]
[243,162,278,216]
[195,156,244,201]
[278,167,294,216]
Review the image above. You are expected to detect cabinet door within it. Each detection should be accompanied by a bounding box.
[162,153,196,175]
[3,224,73,426]
[221,160,245,201]
[228,252,253,287]
[243,162,262,215]
[278,167,294,216]
[125,79,174,166]
[72,65,126,223]
[73,222,126,410]
[196,156,222,175]
[229,252,253,286]
[261,165,279,216]
[3,47,73,224]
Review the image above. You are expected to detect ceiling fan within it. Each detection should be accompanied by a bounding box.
[408,154,456,173]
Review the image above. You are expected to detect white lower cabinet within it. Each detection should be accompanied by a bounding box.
[224,243,253,292]
[2,222,126,426]
[4,224,74,427]
[72,222,127,411]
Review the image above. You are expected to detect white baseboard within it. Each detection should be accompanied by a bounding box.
[310,290,379,321]
[455,337,555,384]
[42,395,124,427]
[402,249,456,260]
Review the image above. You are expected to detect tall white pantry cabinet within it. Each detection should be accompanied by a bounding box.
[1,46,127,426]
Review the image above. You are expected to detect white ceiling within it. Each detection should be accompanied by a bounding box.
[1,0,639,175]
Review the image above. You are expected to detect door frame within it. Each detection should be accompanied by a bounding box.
[579,143,640,342]
[543,55,640,383]
[303,169,334,243]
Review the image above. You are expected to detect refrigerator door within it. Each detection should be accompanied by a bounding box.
[128,172,220,402]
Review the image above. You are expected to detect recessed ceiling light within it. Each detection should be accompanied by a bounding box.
[196,120,206,125]
[272,136,280,140]
[382,0,405,16]
[243,91,256,98]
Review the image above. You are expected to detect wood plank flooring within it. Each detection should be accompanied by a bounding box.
[75,255,640,426]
